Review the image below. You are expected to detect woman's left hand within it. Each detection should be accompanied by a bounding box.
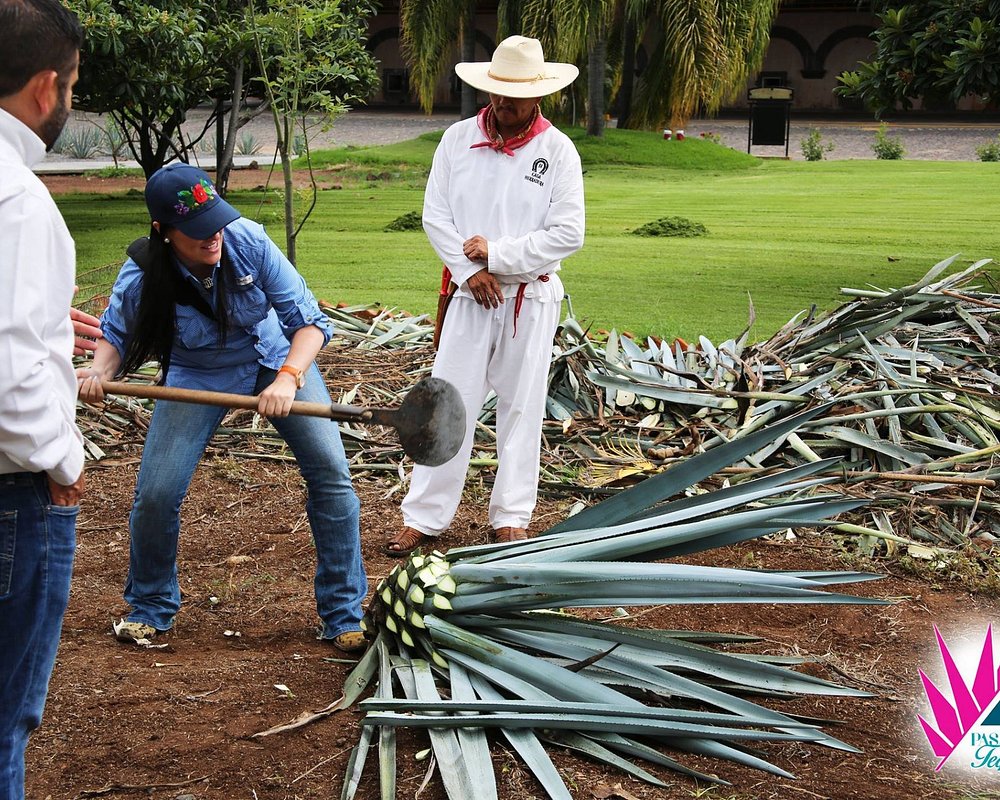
[258,373,298,417]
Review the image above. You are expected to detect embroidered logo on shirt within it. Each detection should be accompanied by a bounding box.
[524,157,549,187]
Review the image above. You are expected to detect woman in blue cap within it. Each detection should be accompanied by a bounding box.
[77,163,366,652]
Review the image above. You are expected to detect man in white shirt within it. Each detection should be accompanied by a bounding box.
[0,2,85,797]
[386,36,585,555]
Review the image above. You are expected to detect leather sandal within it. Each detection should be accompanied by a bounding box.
[384,526,430,557]
[494,526,529,543]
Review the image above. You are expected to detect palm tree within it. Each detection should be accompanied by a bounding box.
[402,0,526,119]
[521,0,617,136]
[619,0,781,129]
[401,0,779,135]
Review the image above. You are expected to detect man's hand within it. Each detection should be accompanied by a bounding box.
[463,235,489,263]
[466,268,504,308]
[70,307,102,356]
[48,472,84,506]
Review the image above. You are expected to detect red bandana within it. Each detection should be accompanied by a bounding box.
[470,105,552,156]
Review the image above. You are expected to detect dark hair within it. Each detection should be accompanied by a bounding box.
[0,0,83,98]
[120,226,231,382]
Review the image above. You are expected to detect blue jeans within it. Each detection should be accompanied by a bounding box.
[0,472,77,800]
[123,365,366,638]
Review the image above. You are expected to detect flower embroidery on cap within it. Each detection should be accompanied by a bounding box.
[174,178,216,216]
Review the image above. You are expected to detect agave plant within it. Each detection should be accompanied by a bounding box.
[339,403,886,798]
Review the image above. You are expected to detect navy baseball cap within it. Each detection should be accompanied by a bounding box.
[144,163,240,239]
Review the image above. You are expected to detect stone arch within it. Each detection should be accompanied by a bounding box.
[816,25,876,72]
[366,26,400,53]
[769,26,820,76]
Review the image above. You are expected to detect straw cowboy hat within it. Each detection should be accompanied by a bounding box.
[455,35,579,99]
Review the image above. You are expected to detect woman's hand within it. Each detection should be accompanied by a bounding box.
[258,372,298,417]
[76,366,110,404]
[76,340,122,405]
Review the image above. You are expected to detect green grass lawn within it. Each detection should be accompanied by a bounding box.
[66,128,1000,342]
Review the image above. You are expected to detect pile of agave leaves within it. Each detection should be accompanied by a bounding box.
[545,256,999,556]
[332,403,889,798]
[76,256,999,561]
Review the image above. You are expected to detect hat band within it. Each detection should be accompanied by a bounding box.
[487,69,552,83]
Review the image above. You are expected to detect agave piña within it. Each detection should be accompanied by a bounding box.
[344,403,887,799]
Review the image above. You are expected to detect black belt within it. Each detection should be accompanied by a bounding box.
[0,471,44,488]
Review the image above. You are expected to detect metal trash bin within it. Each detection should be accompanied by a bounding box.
[747,87,793,157]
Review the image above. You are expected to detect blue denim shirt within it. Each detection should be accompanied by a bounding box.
[101,218,333,394]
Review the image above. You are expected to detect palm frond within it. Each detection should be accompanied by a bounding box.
[400,0,471,113]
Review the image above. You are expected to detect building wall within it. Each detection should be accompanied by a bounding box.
[731,10,878,111]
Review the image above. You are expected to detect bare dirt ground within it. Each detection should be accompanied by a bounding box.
[27,174,1000,800]
[27,455,1000,800]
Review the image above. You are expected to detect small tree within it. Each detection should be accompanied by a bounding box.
[837,2,1000,114]
[248,0,379,264]
[68,0,236,177]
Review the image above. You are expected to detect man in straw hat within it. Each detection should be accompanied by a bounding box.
[386,35,584,555]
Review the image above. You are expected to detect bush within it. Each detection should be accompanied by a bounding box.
[85,166,141,179]
[237,132,262,156]
[52,125,104,158]
[872,123,905,160]
[383,211,423,232]
[975,135,1000,162]
[631,216,708,238]
[800,129,834,161]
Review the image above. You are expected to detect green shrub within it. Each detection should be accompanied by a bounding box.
[975,135,1000,162]
[872,123,905,160]
[383,211,423,232]
[237,132,262,156]
[631,216,708,237]
[85,166,142,179]
[800,129,834,161]
[53,125,104,158]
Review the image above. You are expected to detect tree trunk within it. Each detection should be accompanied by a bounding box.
[278,114,296,265]
[460,12,477,119]
[216,58,245,197]
[617,20,636,129]
[586,35,607,137]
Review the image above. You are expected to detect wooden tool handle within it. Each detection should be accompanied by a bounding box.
[101,381,373,421]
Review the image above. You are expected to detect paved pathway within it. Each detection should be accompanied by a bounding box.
[39,108,1000,172]
[680,116,1000,161]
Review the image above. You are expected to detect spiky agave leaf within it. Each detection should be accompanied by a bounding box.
[345,403,887,797]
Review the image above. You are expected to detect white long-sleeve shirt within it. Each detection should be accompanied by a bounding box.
[422,115,585,303]
[0,108,83,486]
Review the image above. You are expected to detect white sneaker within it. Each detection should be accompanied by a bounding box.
[112,618,158,645]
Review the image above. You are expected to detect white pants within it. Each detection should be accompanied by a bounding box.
[401,295,560,536]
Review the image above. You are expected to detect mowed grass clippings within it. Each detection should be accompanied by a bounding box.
[59,129,1000,342]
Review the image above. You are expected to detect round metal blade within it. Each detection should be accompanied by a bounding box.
[392,377,466,466]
